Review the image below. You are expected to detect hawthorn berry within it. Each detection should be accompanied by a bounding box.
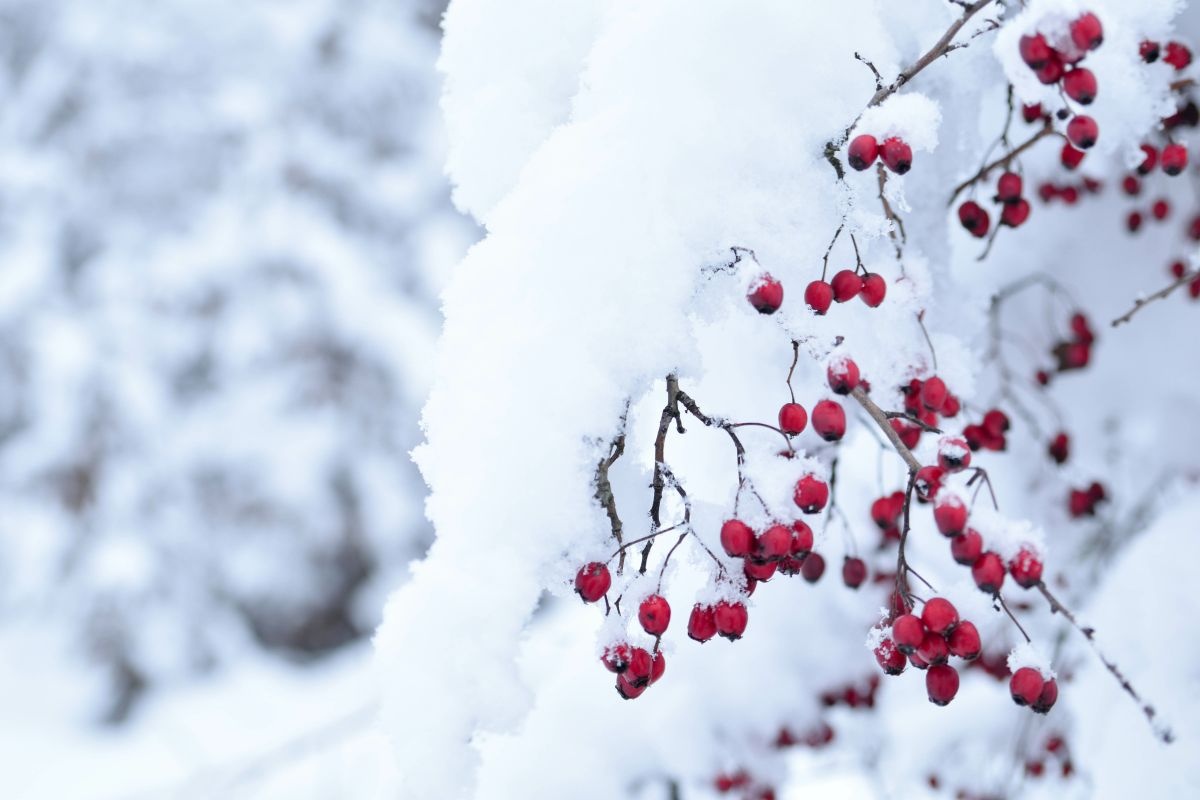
[880,137,913,174]
[983,409,1010,436]
[934,494,968,537]
[1137,145,1158,175]
[996,172,1023,203]
[747,275,783,314]
[1127,211,1143,233]
[950,529,984,565]
[650,651,666,684]
[758,524,793,561]
[1048,431,1069,465]
[1141,40,1161,63]
[830,269,863,303]
[958,200,991,238]
[947,620,981,660]
[926,664,960,706]
[913,465,945,502]
[793,474,830,513]
[1035,54,1064,85]
[778,402,808,435]
[971,552,1006,593]
[616,673,647,699]
[916,631,950,666]
[574,562,611,602]
[1001,198,1031,228]
[638,594,671,636]
[1165,41,1193,70]
[941,394,960,417]
[860,273,887,307]
[720,519,756,558]
[1061,142,1085,170]
[1067,116,1098,149]
[744,558,777,582]
[827,357,860,395]
[920,376,947,412]
[1152,199,1170,221]
[602,643,632,673]
[801,552,826,583]
[1009,547,1044,589]
[713,600,748,640]
[1070,12,1103,51]
[874,638,907,675]
[1122,175,1141,195]
[871,492,904,530]
[1162,143,1188,176]
[1063,68,1097,104]
[790,520,814,555]
[892,614,925,654]
[688,604,717,642]
[1010,666,1045,706]
[626,647,654,687]
[1022,102,1044,123]
[1033,677,1059,713]
[1019,33,1052,69]
[805,280,834,315]
[811,399,847,442]
[848,134,879,171]
[842,557,867,589]
[891,418,921,449]
[937,437,971,473]
[921,597,959,635]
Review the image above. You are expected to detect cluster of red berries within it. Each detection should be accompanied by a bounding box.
[889,375,961,449]
[847,133,913,174]
[572,565,670,698]
[1141,38,1193,70]
[804,269,887,315]
[715,514,820,593]
[1010,664,1059,714]
[1036,175,1101,205]
[930,488,1045,593]
[1019,14,1104,165]
[713,771,777,800]
[1049,311,1095,375]
[1025,733,1076,780]
[958,169,1032,237]
[873,597,982,706]
[1167,260,1200,300]
[1068,481,1108,518]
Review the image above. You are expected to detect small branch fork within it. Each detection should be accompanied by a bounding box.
[595,407,628,571]
[947,120,1057,206]
[1110,268,1200,328]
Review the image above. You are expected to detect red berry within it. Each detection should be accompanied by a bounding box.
[1035,53,1064,84]
[1127,211,1143,233]
[801,552,826,583]
[842,557,867,589]
[713,600,748,640]
[880,137,913,174]
[1067,116,1098,149]
[758,524,793,561]
[1062,67,1097,105]
[1162,143,1188,176]
[921,597,959,635]
[805,280,834,315]
[1019,33,1052,69]
[602,643,632,673]
[933,494,968,537]
[812,399,847,442]
[720,519,756,558]
[827,357,860,395]
[650,651,666,684]
[996,172,1023,203]
[687,604,717,642]
[1048,432,1070,463]
[1141,40,1160,63]
[1001,198,1031,228]
[892,614,925,654]
[793,474,830,513]
[958,200,991,238]
[1033,677,1058,713]
[574,562,611,602]
[870,492,904,530]
[1070,13,1103,52]
[790,520,814,555]
[744,558,777,582]
[747,275,783,314]
[926,664,960,706]
[1022,103,1044,123]
[941,394,960,418]
[1008,547,1044,588]
[972,552,1006,593]
[638,594,671,636]
[1061,142,1086,170]
[626,647,654,687]
[1122,175,1141,195]
[860,272,887,307]
[891,418,921,449]
[778,402,807,435]
[947,620,981,660]
[983,409,1010,436]
[848,134,879,171]
[874,638,907,675]
[917,630,950,666]
[1010,666,1045,706]
[950,529,984,565]
[1170,260,1187,279]
[1165,41,1193,70]
[914,465,945,502]
[1153,199,1170,220]
[831,269,863,302]
[616,673,647,699]
[921,376,947,412]
[777,556,804,576]
[937,437,971,472]
[1137,145,1158,175]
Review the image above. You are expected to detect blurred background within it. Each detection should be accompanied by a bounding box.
[0,0,474,796]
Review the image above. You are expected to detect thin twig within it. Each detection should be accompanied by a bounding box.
[1110,269,1200,328]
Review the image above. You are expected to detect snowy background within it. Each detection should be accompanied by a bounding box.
[3,1,1200,799]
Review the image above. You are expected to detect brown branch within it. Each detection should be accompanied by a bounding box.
[643,376,681,573]
[595,410,628,571]
[1110,268,1200,328]
[1037,582,1174,743]
[850,386,922,473]
[949,121,1056,206]
[877,163,906,259]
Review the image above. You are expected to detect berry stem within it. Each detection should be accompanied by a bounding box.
[1110,268,1200,328]
[948,120,1056,206]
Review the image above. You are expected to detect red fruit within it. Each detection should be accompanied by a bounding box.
[812,399,847,441]
[687,604,717,642]
[747,275,783,314]
[758,524,793,561]
[1001,198,1031,227]
[842,557,867,589]
[626,647,654,687]
[1165,41,1193,70]
[601,643,632,673]
[777,556,804,576]
[926,664,960,706]
[1061,142,1086,170]
[972,552,1006,593]
[1162,143,1188,176]
[848,134,879,171]
[1141,40,1160,63]
[1067,116,1098,149]
[790,520,814,555]
[1068,489,1092,518]
[744,558,777,582]
[650,651,666,684]
[574,562,611,602]
[937,437,971,473]
[713,600,748,640]
[1035,54,1064,84]
[983,409,1010,436]
[778,402,808,435]
[874,638,907,676]
[1033,677,1059,713]
[1153,199,1170,220]
[1138,145,1158,175]
[958,200,990,238]
[793,474,830,513]
[1010,666,1045,706]
[638,594,671,636]
[1070,13,1103,51]
[616,673,647,699]
[950,529,984,565]
[920,376,947,412]
[1060,185,1079,204]
[805,280,834,315]
[891,418,921,449]
[870,493,904,530]
[1070,312,1093,344]
[1047,432,1070,465]
[933,494,968,537]
[1063,68,1097,105]
[1122,175,1141,195]
[921,597,959,635]
[827,358,860,395]
[1171,261,1187,279]
[947,620,981,660]
[831,269,863,302]
[1009,547,1044,589]
[720,519,756,558]
[1127,211,1143,233]
[892,613,925,654]
[880,137,913,174]
[941,394,960,417]
[996,172,1023,203]
[916,631,950,666]
[1022,103,1044,123]
[1019,33,1052,68]
[801,552,826,583]
[860,272,887,307]
[1191,277,1200,299]
[913,465,945,502]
